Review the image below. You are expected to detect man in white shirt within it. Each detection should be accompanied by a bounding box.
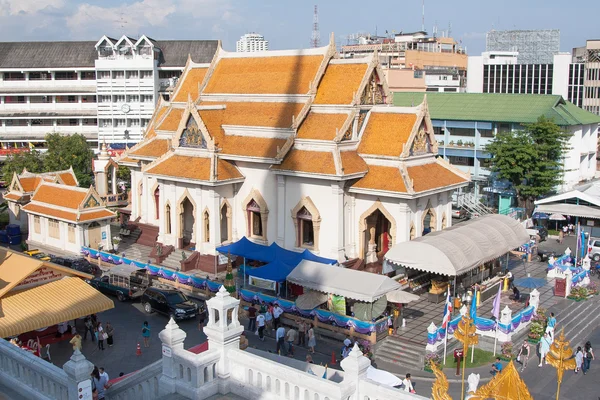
[275,326,286,355]
[273,305,283,330]
[256,313,266,341]
[285,328,297,356]
[402,373,415,393]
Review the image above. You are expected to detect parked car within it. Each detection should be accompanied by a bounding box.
[141,287,201,321]
[451,206,467,219]
[87,264,150,302]
[589,237,600,261]
[71,258,101,276]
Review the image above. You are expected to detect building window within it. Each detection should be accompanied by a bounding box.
[98,95,111,103]
[4,72,25,81]
[56,96,77,103]
[127,95,139,102]
[165,204,172,234]
[82,118,97,126]
[114,119,126,127]
[296,207,314,248]
[154,187,160,220]
[449,128,475,137]
[81,71,95,80]
[81,95,96,103]
[97,71,110,79]
[140,95,153,102]
[29,96,52,103]
[112,71,125,80]
[246,200,263,238]
[447,156,475,166]
[31,119,53,126]
[55,71,76,80]
[29,72,51,80]
[113,95,125,103]
[203,210,210,242]
[68,224,76,243]
[140,71,153,79]
[34,215,41,234]
[126,71,138,79]
[159,70,181,79]
[478,129,494,138]
[49,219,60,239]
[5,96,26,104]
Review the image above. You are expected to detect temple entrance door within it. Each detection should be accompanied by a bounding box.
[364,209,392,260]
[180,198,195,248]
[88,222,102,249]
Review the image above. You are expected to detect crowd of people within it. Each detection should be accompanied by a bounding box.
[73,314,116,352]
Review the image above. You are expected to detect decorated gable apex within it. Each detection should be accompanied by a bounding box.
[21,182,114,223]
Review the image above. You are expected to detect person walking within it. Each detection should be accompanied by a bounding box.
[583,341,595,375]
[256,312,266,341]
[517,341,530,371]
[538,332,552,367]
[105,322,114,347]
[247,302,258,333]
[96,322,105,351]
[69,333,82,352]
[84,317,95,342]
[575,346,584,373]
[91,366,108,400]
[307,324,316,354]
[341,338,352,359]
[286,327,297,357]
[142,321,151,348]
[558,228,564,244]
[546,312,557,341]
[276,326,286,355]
[265,304,274,333]
[402,373,415,394]
[273,304,283,330]
[297,320,306,347]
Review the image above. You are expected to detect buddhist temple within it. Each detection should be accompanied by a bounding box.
[118,36,469,266]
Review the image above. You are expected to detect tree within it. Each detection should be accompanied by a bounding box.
[117,165,131,183]
[44,133,94,187]
[2,150,45,183]
[485,116,569,216]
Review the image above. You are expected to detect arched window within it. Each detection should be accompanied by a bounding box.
[203,210,210,242]
[246,200,262,237]
[296,207,314,248]
[220,201,232,243]
[165,204,172,234]
[154,187,160,220]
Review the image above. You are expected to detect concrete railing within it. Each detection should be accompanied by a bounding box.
[360,379,428,400]
[105,360,162,400]
[228,349,347,400]
[0,339,70,400]
[171,348,221,399]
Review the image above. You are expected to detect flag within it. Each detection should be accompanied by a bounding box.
[469,289,478,319]
[492,283,502,320]
[441,287,453,328]
[587,232,592,256]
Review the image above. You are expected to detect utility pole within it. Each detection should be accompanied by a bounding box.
[311,5,321,48]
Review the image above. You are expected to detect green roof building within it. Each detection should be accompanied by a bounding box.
[393,92,600,192]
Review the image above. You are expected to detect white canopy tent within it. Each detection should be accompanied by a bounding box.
[384,214,530,276]
[286,260,401,303]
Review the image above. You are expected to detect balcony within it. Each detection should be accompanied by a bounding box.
[100,192,129,207]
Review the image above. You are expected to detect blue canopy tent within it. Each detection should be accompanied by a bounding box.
[216,237,270,262]
[246,260,298,293]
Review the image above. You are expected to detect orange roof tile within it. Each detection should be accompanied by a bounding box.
[173,67,208,102]
[315,63,369,104]
[147,155,243,182]
[221,137,287,159]
[118,156,138,164]
[204,55,323,95]
[157,108,184,131]
[19,177,42,192]
[145,127,156,139]
[58,172,77,186]
[78,210,115,222]
[407,162,467,192]
[297,112,349,140]
[274,149,336,175]
[130,139,170,158]
[32,185,87,209]
[352,165,407,193]
[2,193,22,201]
[22,204,78,222]
[358,112,417,157]
[339,151,368,175]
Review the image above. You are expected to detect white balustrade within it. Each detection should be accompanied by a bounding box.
[106,360,162,400]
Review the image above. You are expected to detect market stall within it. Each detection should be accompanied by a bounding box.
[384,214,530,302]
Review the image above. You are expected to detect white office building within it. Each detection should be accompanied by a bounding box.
[0,36,218,154]
[236,33,269,52]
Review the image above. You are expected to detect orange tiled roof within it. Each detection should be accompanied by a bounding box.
[339,151,368,175]
[19,177,42,192]
[352,165,407,193]
[147,155,243,182]
[357,112,417,157]
[2,193,22,202]
[32,185,87,209]
[274,149,336,175]
[314,63,369,104]
[145,128,156,139]
[78,210,115,222]
[221,137,288,159]
[204,55,323,95]
[407,162,467,192]
[118,156,138,164]
[157,108,184,131]
[297,112,349,140]
[173,68,208,103]
[58,172,77,186]
[129,139,170,158]
[22,204,78,222]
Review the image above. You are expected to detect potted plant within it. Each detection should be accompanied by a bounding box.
[424,352,441,372]
[587,281,598,295]
[438,140,445,146]
[449,140,455,146]
[457,139,463,147]
[112,236,122,252]
[500,342,513,361]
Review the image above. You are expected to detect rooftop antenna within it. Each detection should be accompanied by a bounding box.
[311,5,321,48]
[421,0,425,32]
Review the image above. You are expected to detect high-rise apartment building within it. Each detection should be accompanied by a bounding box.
[486,29,560,64]
[236,33,269,52]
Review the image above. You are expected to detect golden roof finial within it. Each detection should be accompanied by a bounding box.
[546,329,577,400]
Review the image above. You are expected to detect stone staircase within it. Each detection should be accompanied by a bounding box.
[162,248,194,270]
[372,335,425,374]
[549,296,600,347]
[135,223,160,247]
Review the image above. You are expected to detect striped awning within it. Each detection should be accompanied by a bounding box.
[0,277,114,338]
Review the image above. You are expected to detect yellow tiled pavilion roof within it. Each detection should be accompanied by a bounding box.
[18,177,43,192]
[351,165,407,193]
[407,162,467,192]
[32,184,87,209]
[129,139,170,158]
[146,155,243,182]
[58,172,77,186]
[173,67,208,103]
[204,55,323,94]
[273,149,336,175]
[297,112,349,141]
[339,151,368,175]
[157,108,184,131]
[314,63,369,104]
[358,112,417,157]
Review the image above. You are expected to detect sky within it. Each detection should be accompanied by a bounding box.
[0,0,598,55]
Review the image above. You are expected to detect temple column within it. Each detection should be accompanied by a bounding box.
[276,175,285,246]
[331,183,345,261]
